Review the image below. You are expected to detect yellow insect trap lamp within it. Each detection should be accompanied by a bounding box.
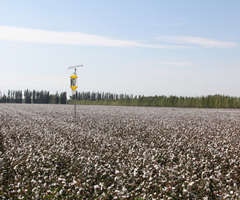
[67,64,83,119]
[70,73,78,95]
[68,65,83,95]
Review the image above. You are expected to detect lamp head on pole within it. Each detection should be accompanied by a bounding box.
[68,65,83,94]
[70,73,78,91]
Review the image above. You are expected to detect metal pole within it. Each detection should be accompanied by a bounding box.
[74,93,76,119]
[74,68,77,119]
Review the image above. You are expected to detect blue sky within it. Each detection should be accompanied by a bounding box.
[0,0,239,97]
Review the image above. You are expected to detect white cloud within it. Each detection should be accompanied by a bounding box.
[149,22,185,26]
[156,36,237,48]
[0,26,237,49]
[120,61,193,67]
[0,26,182,49]
[0,26,141,47]
[144,61,192,66]
[118,64,143,67]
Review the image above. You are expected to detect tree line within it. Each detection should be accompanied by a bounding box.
[70,91,134,101]
[69,91,240,108]
[1,90,240,108]
[0,89,67,104]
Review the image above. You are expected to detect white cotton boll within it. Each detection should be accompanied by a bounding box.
[188,181,194,187]
[133,168,138,176]
[183,189,188,194]
[223,194,230,199]
[72,179,77,185]
[46,190,52,194]
[99,182,104,190]
[122,186,127,192]
[107,184,114,190]
[143,171,147,178]
[16,182,20,188]
[59,189,64,195]
[31,179,36,183]
[66,172,71,177]
[115,189,120,194]
[94,185,99,191]
[14,164,18,170]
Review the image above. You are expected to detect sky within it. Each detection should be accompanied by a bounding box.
[0,0,240,97]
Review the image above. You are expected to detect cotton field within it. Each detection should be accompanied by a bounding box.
[0,104,240,199]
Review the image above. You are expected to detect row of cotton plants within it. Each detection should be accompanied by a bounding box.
[0,104,240,199]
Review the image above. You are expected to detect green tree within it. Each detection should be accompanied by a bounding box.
[55,92,60,104]
[60,92,67,104]
[32,90,36,103]
[24,89,32,103]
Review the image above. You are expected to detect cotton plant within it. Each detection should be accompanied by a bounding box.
[0,104,239,199]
